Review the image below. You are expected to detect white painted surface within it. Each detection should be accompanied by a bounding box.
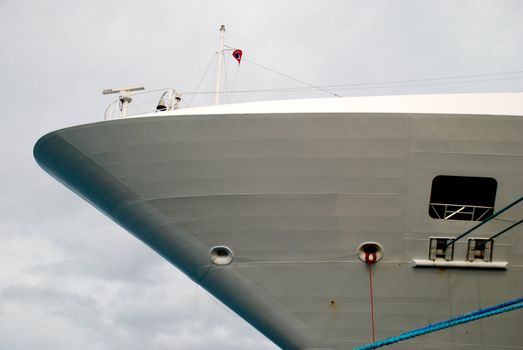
[139,92,523,118]
[413,259,508,269]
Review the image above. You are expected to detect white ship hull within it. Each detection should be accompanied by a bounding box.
[35,93,523,349]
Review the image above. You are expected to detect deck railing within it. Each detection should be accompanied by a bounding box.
[429,202,494,221]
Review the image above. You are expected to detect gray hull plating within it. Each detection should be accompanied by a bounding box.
[35,108,523,349]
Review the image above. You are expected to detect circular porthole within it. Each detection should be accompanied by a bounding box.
[209,246,234,265]
[357,242,384,264]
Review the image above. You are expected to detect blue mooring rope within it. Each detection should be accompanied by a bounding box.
[353,297,523,350]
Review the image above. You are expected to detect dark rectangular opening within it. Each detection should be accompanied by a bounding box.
[428,175,497,221]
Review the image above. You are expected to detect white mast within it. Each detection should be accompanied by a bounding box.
[214,25,226,105]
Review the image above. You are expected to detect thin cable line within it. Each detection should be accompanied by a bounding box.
[318,69,523,89]
[243,58,342,97]
[107,69,523,100]
[229,63,241,103]
[333,75,523,91]
[180,74,523,95]
[225,43,339,96]
[220,46,523,93]
[189,284,199,350]
[369,264,376,342]
[223,52,229,104]
[121,68,523,102]
[188,53,217,106]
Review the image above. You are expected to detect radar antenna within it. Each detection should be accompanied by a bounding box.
[102,85,144,117]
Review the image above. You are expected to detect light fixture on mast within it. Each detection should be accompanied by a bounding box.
[102,85,145,117]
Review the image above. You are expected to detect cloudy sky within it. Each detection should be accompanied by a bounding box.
[1,1,522,349]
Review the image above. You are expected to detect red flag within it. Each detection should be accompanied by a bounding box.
[232,49,242,64]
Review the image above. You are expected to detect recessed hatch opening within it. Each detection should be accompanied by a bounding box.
[428,175,497,221]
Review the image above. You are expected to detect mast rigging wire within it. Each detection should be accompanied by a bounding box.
[181,73,523,95]
[187,53,218,106]
[242,58,342,97]
[223,44,341,97]
[187,49,523,96]
[316,68,523,89]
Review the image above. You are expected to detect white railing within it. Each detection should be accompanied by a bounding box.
[429,202,494,221]
[104,88,181,120]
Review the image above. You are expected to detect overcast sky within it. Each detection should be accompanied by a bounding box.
[1,1,523,349]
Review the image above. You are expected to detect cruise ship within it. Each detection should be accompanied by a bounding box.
[34,90,523,349]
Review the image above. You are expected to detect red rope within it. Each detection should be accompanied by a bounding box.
[369,263,375,342]
[365,252,376,342]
